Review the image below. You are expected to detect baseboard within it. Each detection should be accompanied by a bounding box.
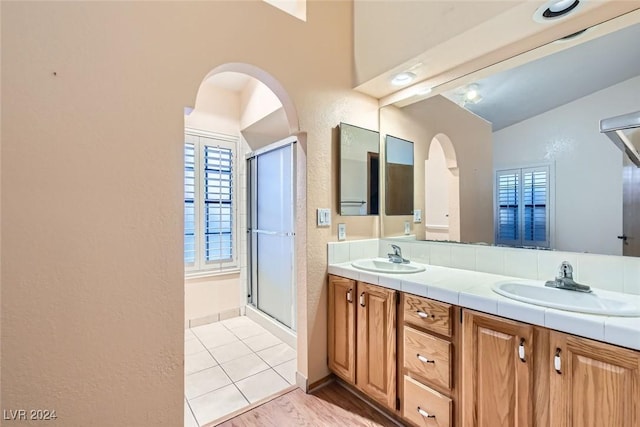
[307,374,334,393]
[296,371,309,391]
[333,379,405,427]
[245,305,296,349]
[186,307,241,329]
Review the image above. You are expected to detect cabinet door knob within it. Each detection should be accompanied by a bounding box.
[417,310,429,318]
[417,354,435,364]
[346,288,352,303]
[417,407,436,418]
[359,292,366,307]
[554,348,562,374]
[518,338,526,363]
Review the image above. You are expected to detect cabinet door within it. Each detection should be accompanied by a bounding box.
[549,331,640,427]
[356,281,397,409]
[462,310,534,427]
[328,275,356,384]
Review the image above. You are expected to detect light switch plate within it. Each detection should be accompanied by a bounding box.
[404,221,411,235]
[317,208,331,227]
[413,209,422,223]
[338,223,346,241]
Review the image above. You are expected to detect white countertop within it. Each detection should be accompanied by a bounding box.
[328,259,640,351]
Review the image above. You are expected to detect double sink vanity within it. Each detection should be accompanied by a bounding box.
[327,240,640,427]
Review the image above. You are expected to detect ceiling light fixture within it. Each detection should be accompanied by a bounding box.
[465,84,482,103]
[417,87,432,96]
[391,72,416,87]
[534,0,583,23]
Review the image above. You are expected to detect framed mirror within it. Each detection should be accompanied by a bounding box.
[339,123,380,215]
[385,135,414,215]
[379,16,640,257]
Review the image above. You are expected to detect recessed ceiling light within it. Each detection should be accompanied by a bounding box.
[391,72,416,86]
[417,87,432,96]
[548,0,578,13]
[534,0,582,23]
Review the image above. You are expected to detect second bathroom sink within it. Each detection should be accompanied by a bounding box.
[351,258,426,274]
[492,281,640,316]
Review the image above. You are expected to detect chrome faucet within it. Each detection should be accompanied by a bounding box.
[388,244,409,264]
[544,261,591,293]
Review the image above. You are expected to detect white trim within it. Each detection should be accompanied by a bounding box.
[184,130,239,274]
[185,127,238,143]
[246,135,297,159]
[185,268,241,280]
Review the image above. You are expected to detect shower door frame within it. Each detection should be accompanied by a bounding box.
[246,136,297,331]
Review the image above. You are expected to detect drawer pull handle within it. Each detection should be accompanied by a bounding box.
[346,288,352,303]
[416,310,430,318]
[417,407,435,418]
[518,338,526,363]
[554,348,562,374]
[417,354,435,364]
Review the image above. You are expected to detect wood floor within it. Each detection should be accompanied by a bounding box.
[215,381,400,427]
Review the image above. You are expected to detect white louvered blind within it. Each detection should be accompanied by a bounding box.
[203,145,233,263]
[184,131,237,272]
[495,166,550,248]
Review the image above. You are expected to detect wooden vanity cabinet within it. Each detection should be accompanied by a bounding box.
[400,293,459,427]
[549,331,640,427]
[328,275,356,383]
[461,310,534,427]
[329,274,640,427]
[327,275,397,410]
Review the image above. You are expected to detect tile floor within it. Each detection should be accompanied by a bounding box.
[184,316,296,427]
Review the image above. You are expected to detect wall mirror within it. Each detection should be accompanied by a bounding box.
[379,15,640,257]
[385,135,414,215]
[339,123,380,215]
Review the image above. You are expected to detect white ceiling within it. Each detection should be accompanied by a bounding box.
[206,72,253,92]
[442,22,640,131]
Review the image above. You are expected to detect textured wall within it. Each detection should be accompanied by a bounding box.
[380,96,493,244]
[1,1,378,424]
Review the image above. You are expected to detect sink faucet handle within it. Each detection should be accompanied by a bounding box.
[558,261,574,279]
[391,244,402,256]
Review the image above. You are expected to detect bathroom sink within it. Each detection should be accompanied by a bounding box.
[351,258,426,274]
[492,281,640,316]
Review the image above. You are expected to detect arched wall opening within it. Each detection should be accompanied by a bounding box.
[183,63,306,396]
[425,133,460,241]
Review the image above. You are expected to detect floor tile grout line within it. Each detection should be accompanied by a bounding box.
[187,379,236,402]
[231,382,252,409]
[185,399,199,427]
[270,362,295,386]
[241,336,289,353]
[185,318,295,425]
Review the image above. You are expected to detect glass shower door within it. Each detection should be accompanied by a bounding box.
[248,139,296,330]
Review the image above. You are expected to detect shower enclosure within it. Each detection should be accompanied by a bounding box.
[246,137,296,331]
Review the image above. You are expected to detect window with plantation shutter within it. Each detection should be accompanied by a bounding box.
[184,131,237,273]
[495,165,550,248]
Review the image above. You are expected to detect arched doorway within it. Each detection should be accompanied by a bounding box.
[425,133,460,241]
[184,64,303,426]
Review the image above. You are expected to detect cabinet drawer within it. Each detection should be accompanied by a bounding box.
[403,376,452,427]
[404,294,452,337]
[404,326,451,390]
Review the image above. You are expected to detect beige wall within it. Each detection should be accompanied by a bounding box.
[380,96,493,243]
[185,82,247,326]
[1,1,378,425]
[354,1,519,84]
[185,274,241,323]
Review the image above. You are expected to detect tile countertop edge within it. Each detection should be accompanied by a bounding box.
[327,261,640,352]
